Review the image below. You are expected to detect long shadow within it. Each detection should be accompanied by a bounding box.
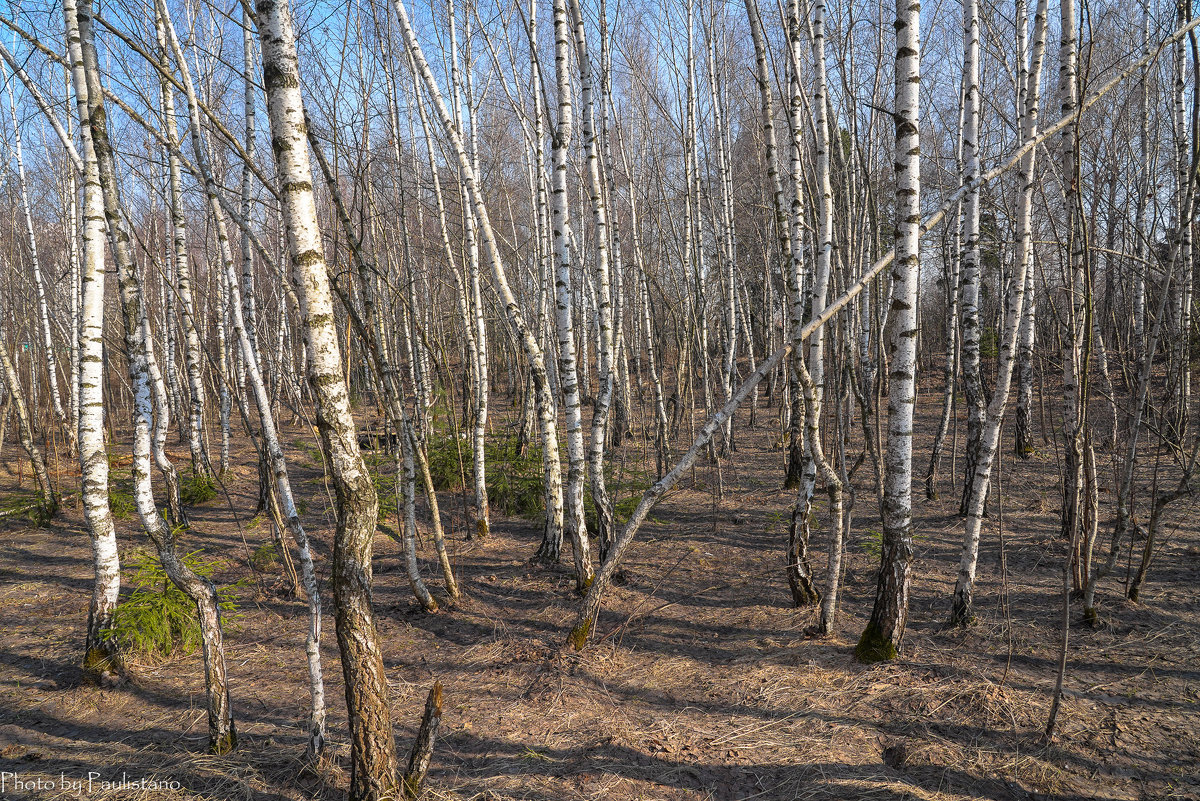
[430,729,1107,801]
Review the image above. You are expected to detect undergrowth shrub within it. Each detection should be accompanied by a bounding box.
[180,471,218,505]
[103,549,242,660]
[107,478,136,520]
[0,492,54,528]
[425,432,545,518]
[365,453,400,521]
[250,542,279,570]
[423,429,656,525]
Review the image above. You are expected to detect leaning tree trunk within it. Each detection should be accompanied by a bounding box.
[74,0,235,752]
[154,0,329,755]
[256,0,396,795]
[950,0,1049,626]
[395,0,568,584]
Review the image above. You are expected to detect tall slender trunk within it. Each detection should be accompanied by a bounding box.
[158,48,211,482]
[73,0,234,751]
[790,0,836,607]
[0,325,58,517]
[538,0,593,588]
[526,0,566,543]
[783,0,808,490]
[568,0,616,560]
[256,0,395,793]
[957,0,985,517]
[950,0,1049,626]
[154,0,330,754]
[1169,0,1195,441]
[926,83,963,496]
[856,0,920,663]
[3,75,69,442]
[62,0,121,683]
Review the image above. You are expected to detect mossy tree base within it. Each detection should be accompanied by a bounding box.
[568,617,592,651]
[83,647,122,683]
[855,624,899,664]
[210,729,238,756]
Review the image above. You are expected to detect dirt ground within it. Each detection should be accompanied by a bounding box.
[1,391,1199,801]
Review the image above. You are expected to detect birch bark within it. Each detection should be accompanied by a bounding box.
[256,0,396,791]
[856,0,921,663]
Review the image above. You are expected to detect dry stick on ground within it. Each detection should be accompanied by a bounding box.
[566,16,1200,649]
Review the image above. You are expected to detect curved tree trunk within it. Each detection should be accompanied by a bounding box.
[73,0,235,751]
[256,0,396,793]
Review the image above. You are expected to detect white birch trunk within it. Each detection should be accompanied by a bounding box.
[63,0,121,682]
[950,0,1049,626]
[255,0,395,789]
[856,0,920,663]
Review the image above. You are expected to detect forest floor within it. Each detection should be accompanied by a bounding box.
[1,390,1199,801]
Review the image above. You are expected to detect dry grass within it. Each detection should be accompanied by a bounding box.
[2,400,1199,801]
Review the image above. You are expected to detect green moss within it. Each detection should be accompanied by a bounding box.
[210,730,237,756]
[569,617,592,651]
[83,646,121,678]
[854,624,898,664]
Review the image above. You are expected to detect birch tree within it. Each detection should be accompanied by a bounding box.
[855,0,921,663]
[255,0,396,792]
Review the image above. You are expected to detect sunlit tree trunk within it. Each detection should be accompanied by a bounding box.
[856,0,920,663]
[539,0,593,587]
[256,0,396,793]
[957,0,984,517]
[3,76,69,442]
[74,0,234,751]
[568,0,616,560]
[0,324,58,517]
[950,0,1049,626]
[62,0,121,683]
